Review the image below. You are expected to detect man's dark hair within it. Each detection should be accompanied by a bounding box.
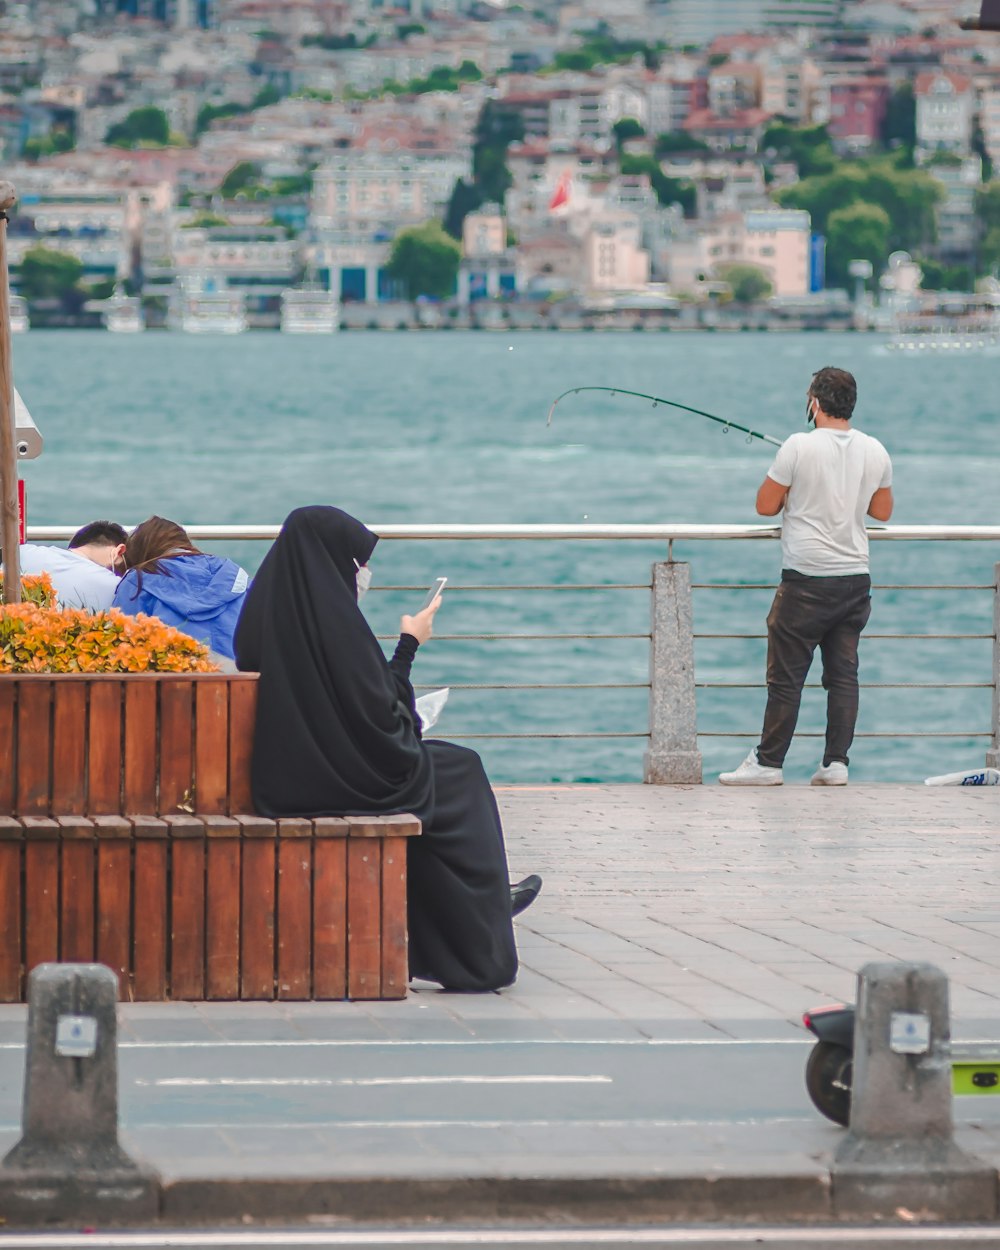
[809,367,857,422]
[68,521,127,550]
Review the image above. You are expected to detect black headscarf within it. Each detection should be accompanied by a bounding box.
[234,506,433,818]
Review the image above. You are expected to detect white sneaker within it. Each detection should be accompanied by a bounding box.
[811,761,848,786]
[719,748,783,786]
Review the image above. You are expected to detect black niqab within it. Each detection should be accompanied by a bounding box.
[234,505,433,818]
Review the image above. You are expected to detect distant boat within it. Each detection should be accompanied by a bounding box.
[170,274,247,335]
[884,295,1000,355]
[103,287,145,334]
[280,286,339,334]
[9,294,29,333]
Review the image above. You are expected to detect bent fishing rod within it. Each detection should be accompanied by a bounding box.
[547,386,783,448]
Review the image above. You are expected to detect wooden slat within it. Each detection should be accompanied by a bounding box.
[57,816,95,964]
[195,681,229,815]
[51,682,87,813]
[227,677,257,815]
[0,818,23,1001]
[0,680,15,815]
[312,819,349,1000]
[239,816,276,1000]
[380,837,409,1000]
[277,820,312,1001]
[167,815,205,1000]
[132,816,168,1001]
[346,834,382,1000]
[23,817,60,975]
[204,817,240,1001]
[16,681,52,817]
[94,816,131,997]
[87,681,123,815]
[159,682,194,816]
[123,681,158,813]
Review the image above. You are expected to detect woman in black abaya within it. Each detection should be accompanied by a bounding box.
[234,505,540,992]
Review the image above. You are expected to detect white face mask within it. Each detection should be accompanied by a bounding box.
[354,560,372,601]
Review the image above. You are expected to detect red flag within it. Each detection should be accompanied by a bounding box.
[548,170,571,211]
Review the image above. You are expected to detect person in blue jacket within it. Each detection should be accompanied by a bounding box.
[113,516,249,664]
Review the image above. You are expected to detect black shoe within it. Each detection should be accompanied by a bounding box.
[510,874,542,917]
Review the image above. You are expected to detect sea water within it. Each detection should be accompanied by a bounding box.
[12,330,1000,784]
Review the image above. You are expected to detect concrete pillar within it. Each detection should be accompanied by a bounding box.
[832,961,996,1220]
[486,265,500,299]
[643,561,703,784]
[0,964,159,1224]
[365,265,379,304]
[987,562,999,770]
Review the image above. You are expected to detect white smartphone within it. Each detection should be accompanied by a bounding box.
[418,577,447,611]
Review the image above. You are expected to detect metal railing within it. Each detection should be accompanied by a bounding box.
[24,523,1000,780]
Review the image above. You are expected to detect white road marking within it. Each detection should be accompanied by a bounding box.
[140,1075,613,1088]
[0,1036,818,1052]
[0,1116,810,1132]
[2,1226,1000,1246]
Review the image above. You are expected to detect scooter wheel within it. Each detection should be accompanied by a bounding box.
[805,1040,853,1127]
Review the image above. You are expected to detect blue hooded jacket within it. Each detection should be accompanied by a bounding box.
[113,553,249,660]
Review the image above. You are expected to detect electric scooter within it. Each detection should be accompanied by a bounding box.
[802,1003,1000,1126]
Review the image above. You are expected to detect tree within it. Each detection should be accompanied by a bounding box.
[717,264,772,303]
[220,161,262,198]
[612,117,645,152]
[386,221,461,300]
[106,106,170,148]
[17,246,84,303]
[443,178,483,241]
[620,153,696,215]
[654,131,710,157]
[976,182,1000,233]
[761,122,836,178]
[881,83,916,155]
[196,100,246,135]
[825,202,891,286]
[472,101,524,206]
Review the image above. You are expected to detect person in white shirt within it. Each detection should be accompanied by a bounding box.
[720,366,893,788]
[17,520,127,612]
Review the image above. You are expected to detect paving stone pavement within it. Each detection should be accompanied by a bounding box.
[1,783,999,1222]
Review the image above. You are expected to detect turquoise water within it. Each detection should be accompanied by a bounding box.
[12,330,1000,784]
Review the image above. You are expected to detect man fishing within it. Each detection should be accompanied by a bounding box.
[719,366,893,787]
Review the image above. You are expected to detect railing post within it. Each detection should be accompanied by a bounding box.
[988,562,1000,770]
[644,560,703,785]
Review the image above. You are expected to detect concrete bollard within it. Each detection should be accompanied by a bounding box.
[644,561,703,785]
[0,963,159,1225]
[832,961,997,1220]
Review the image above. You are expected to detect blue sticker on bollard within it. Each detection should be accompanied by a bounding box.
[55,1014,98,1058]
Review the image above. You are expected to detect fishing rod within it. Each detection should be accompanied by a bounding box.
[547,386,783,448]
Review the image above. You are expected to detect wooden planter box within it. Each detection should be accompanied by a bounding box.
[0,675,419,1004]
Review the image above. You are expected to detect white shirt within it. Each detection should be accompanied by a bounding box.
[17,544,119,612]
[768,428,893,576]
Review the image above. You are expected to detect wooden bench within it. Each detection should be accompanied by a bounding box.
[0,674,420,1003]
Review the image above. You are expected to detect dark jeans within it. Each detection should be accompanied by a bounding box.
[757,569,872,770]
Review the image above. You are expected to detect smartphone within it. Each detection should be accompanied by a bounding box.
[419,577,447,611]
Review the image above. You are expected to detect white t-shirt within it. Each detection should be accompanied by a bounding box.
[18,544,119,611]
[767,428,893,576]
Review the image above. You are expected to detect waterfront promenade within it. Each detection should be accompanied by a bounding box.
[1,782,999,1225]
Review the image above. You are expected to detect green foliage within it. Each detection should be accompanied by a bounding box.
[762,123,836,178]
[443,178,483,241]
[825,202,891,286]
[717,264,772,303]
[545,35,661,72]
[17,246,84,301]
[182,211,230,229]
[397,22,426,39]
[620,153,696,215]
[472,101,525,206]
[612,117,645,151]
[105,106,170,148]
[302,32,375,50]
[272,171,313,196]
[86,278,117,301]
[252,84,282,109]
[880,82,916,154]
[196,100,253,134]
[386,221,461,300]
[915,256,974,290]
[654,131,710,157]
[220,161,261,198]
[976,182,1000,232]
[775,158,942,268]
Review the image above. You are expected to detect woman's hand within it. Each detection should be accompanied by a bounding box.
[400,595,441,646]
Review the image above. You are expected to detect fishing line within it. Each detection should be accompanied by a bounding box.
[546,386,783,448]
